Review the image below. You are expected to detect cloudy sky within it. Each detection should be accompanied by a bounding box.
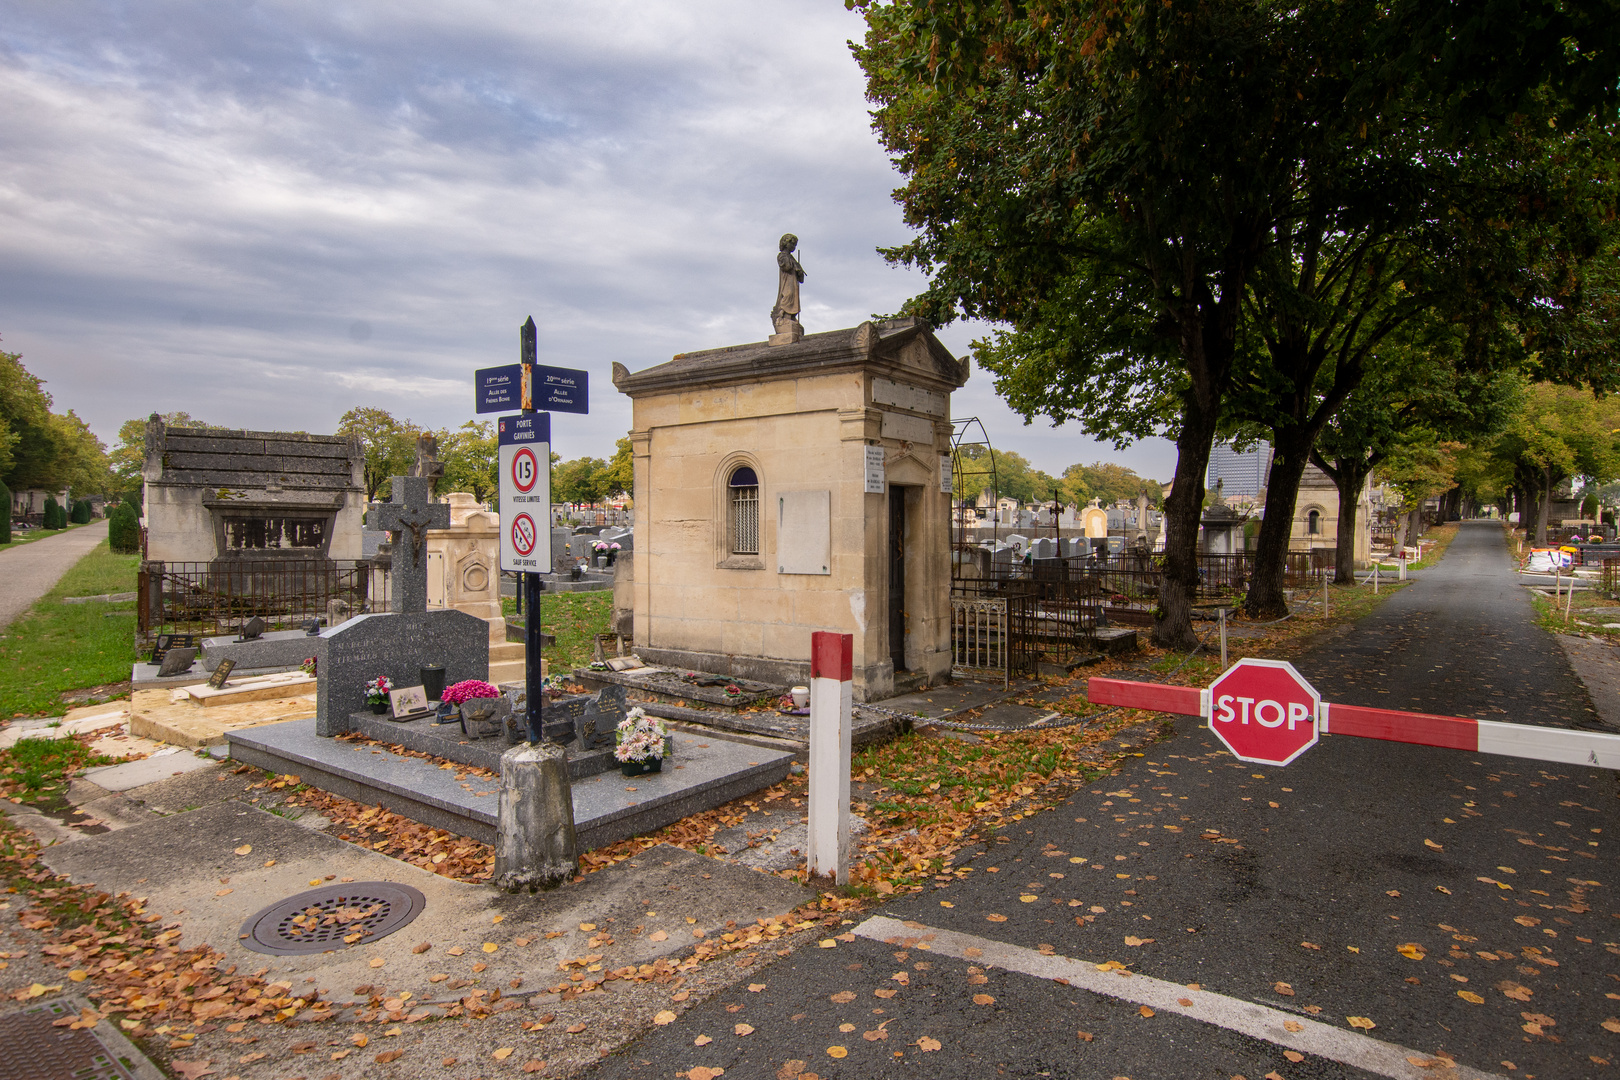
[0,1,1177,481]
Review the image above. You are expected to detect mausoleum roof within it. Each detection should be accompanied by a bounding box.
[143,419,363,493]
[611,317,969,397]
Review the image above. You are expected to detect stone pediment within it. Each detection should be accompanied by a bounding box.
[612,317,969,398]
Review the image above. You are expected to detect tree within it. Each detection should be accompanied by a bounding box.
[440,421,498,505]
[69,498,92,524]
[1481,382,1620,543]
[602,435,634,502]
[1061,462,1160,508]
[952,446,1053,507]
[336,407,419,502]
[552,457,610,505]
[853,0,1620,645]
[0,478,10,545]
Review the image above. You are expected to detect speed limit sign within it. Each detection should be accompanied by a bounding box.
[510,446,538,494]
[498,413,551,572]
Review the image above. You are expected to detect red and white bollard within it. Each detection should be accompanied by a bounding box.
[807,631,852,885]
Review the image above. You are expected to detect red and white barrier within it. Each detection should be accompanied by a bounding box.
[807,631,853,884]
[1088,676,1620,770]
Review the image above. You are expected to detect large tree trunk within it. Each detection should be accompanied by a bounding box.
[1323,455,1372,585]
[1153,405,1221,650]
[1245,428,1314,618]
[1392,510,1409,552]
[1536,465,1551,544]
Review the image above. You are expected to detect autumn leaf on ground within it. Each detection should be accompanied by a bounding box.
[579,922,596,931]
[688,1068,724,1080]
[986,914,1008,922]
[873,988,897,999]
[649,930,668,942]
[748,983,765,992]
[1600,1018,1620,1034]
[1457,991,1485,1004]
[493,1048,514,1060]
[827,1046,848,1058]
[446,946,464,955]
[1124,936,1153,946]
[368,957,385,968]
[233,845,251,855]
[1076,1030,1094,1042]
[1138,1006,1155,1018]
[974,993,995,1005]
[734,1024,754,1037]
[1423,839,1442,850]
[1300,941,1321,950]
[916,1037,942,1051]
[654,1011,677,1025]
[1499,982,1533,1001]
[1283,1021,1302,1033]
[1397,943,1426,960]
[412,942,430,953]
[1347,1016,1376,1030]
[351,1034,369,1047]
[1406,1057,1441,1068]
[776,1061,808,1080]
[375,1050,403,1063]
[695,1035,713,1046]
[830,991,855,1003]
[1273,982,1293,996]
[566,1023,586,1033]
[171,1063,214,1080]
[482,942,499,953]
[1284,1050,1304,1063]
[522,1061,546,1073]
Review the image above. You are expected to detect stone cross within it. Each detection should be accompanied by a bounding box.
[371,476,450,613]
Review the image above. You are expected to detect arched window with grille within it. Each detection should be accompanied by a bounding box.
[1307,509,1321,535]
[728,466,759,555]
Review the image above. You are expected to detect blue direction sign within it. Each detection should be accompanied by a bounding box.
[535,365,589,414]
[476,364,523,414]
[498,412,550,446]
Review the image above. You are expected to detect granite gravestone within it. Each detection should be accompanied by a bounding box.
[157,647,198,677]
[312,608,489,736]
[316,473,486,737]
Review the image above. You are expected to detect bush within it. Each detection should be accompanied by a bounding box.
[108,502,141,554]
[69,498,92,524]
[42,495,61,530]
[0,479,9,545]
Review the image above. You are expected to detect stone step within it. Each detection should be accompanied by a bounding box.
[489,658,531,684]
[490,641,525,662]
[226,719,793,851]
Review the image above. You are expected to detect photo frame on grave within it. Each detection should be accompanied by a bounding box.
[388,685,432,721]
[207,658,236,689]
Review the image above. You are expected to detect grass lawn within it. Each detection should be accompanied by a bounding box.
[0,541,141,719]
[503,589,613,673]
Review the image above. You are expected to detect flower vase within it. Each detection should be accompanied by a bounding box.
[620,757,662,777]
[369,701,388,714]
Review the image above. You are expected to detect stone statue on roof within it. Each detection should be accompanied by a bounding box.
[769,233,806,345]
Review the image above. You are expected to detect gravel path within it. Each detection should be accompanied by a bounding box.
[0,521,110,631]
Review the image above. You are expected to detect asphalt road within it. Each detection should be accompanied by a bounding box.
[585,522,1618,1080]
[0,520,109,631]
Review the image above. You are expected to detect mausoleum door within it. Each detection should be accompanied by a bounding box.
[889,487,907,672]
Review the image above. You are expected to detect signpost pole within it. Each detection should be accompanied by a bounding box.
[521,317,545,745]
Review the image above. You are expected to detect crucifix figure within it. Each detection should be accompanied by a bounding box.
[370,476,450,613]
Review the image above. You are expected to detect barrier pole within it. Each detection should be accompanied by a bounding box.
[807,631,853,885]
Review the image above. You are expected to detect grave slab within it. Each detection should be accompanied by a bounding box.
[227,719,794,850]
[81,746,214,791]
[125,687,317,748]
[344,710,617,779]
[184,670,316,707]
[200,628,324,671]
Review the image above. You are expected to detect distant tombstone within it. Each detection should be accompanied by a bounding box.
[1105,536,1126,555]
[991,546,1016,570]
[1030,537,1057,560]
[312,608,489,736]
[599,525,633,552]
[1005,534,1029,556]
[1081,505,1109,538]
[238,616,266,642]
[1059,537,1083,558]
[1059,505,1078,529]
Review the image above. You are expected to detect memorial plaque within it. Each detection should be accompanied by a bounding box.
[207,659,236,689]
[150,633,198,663]
[157,647,198,677]
[389,685,431,720]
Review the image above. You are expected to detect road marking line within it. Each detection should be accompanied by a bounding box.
[854,916,1502,1080]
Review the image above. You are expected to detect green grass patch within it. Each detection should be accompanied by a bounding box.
[0,541,141,718]
[503,589,613,674]
[0,736,118,804]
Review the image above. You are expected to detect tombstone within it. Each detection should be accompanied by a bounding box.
[1134,494,1151,541]
[525,684,628,751]
[1105,536,1126,555]
[550,528,575,571]
[599,525,633,552]
[1030,537,1058,560]
[157,648,198,677]
[1005,534,1029,557]
[1059,537,1083,558]
[991,546,1017,574]
[1059,505,1078,529]
[1081,504,1109,539]
[370,477,451,613]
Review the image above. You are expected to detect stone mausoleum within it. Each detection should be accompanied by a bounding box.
[613,316,970,701]
[141,416,367,566]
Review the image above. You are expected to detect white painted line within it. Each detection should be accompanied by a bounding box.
[854,916,1502,1080]
[1475,718,1620,769]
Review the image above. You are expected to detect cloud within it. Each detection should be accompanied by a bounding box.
[0,0,1174,480]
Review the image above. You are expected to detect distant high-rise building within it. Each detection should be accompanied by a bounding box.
[1207,441,1272,499]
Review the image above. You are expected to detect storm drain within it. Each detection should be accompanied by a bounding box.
[239,881,426,956]
[0,999,145,1080]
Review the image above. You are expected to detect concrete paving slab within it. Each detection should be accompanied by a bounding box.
[81,746,214,790]
[40,804,811,1007]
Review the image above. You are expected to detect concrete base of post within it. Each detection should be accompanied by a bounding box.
[492,742,578,893]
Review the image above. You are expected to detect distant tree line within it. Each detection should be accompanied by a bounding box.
[0,343,111,514]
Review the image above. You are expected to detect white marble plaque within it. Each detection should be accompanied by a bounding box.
[864,446,886,494]
[777,490,831,575]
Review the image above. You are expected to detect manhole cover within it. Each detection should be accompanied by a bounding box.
[0,999,142,1080]
[239,881,426,956]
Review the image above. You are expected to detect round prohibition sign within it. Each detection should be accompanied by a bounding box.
[510,512,537,557]
[510,446,539,494]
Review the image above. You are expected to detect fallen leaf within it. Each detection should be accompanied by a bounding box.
[1020,894,1038,903]
[986,914,1008,922]
[688,1068,724,1080]
[494,1048,514,1060]
[214,889,232,897]
[1347,1016,1376,1030]
[735,1024,754,1037]
[1139,1006,1155,1018]
[776,1062,805,1080]
[827,1046,848,1058]
[1406,1056,1440,1068]
[819,938,836,948]
[375,1049,403,1063]
[654,1011,677,1025]
[482,942,498,953]
[1300,942,1321,950]
[695,1035,713,1046]
[351,1034,369,1047]
[863,1028,888,1042]
[1284,1051,1304,1063]
[649,930,668,942]
[67,970,86,982]
[748,983,765,993]
[1602,1018,1620,1034]
[1436,885,1451,894]
[1424,839,1442,850]
[330,1049,351,1060]
[1397,943,1427,961]
[233,845,251,856]
[412,942,430,954]
[566,1023,586,1034]
[830,991,856,1003]
[368,958,385,968]
[1077,1030,1094,1041]
[580,922,596,931]
[917,1036,941,1051]
[442,1058,456,1067]
[1178,998,1193,1007]
[171,1061,215,1080]
[973,992,996,1005]
[1283,1020,1302,1033]
[522,1061,545,1073]
[1124,936,1153,946]
[940,901,954,908]
[1457,991,1484,1004]
[1273,982,1294,996]
[873,988,896,999]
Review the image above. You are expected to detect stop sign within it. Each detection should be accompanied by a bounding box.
[1205,658,1320,766]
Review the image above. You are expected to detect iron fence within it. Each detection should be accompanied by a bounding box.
[137,559,386,641]
[950,596,1011,686]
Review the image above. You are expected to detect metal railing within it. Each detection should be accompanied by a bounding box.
[950,596,1011,686]
[137,559,386,640]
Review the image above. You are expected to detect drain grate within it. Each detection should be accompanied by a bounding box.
[0,999,140,1080]
[239,881,426,956]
